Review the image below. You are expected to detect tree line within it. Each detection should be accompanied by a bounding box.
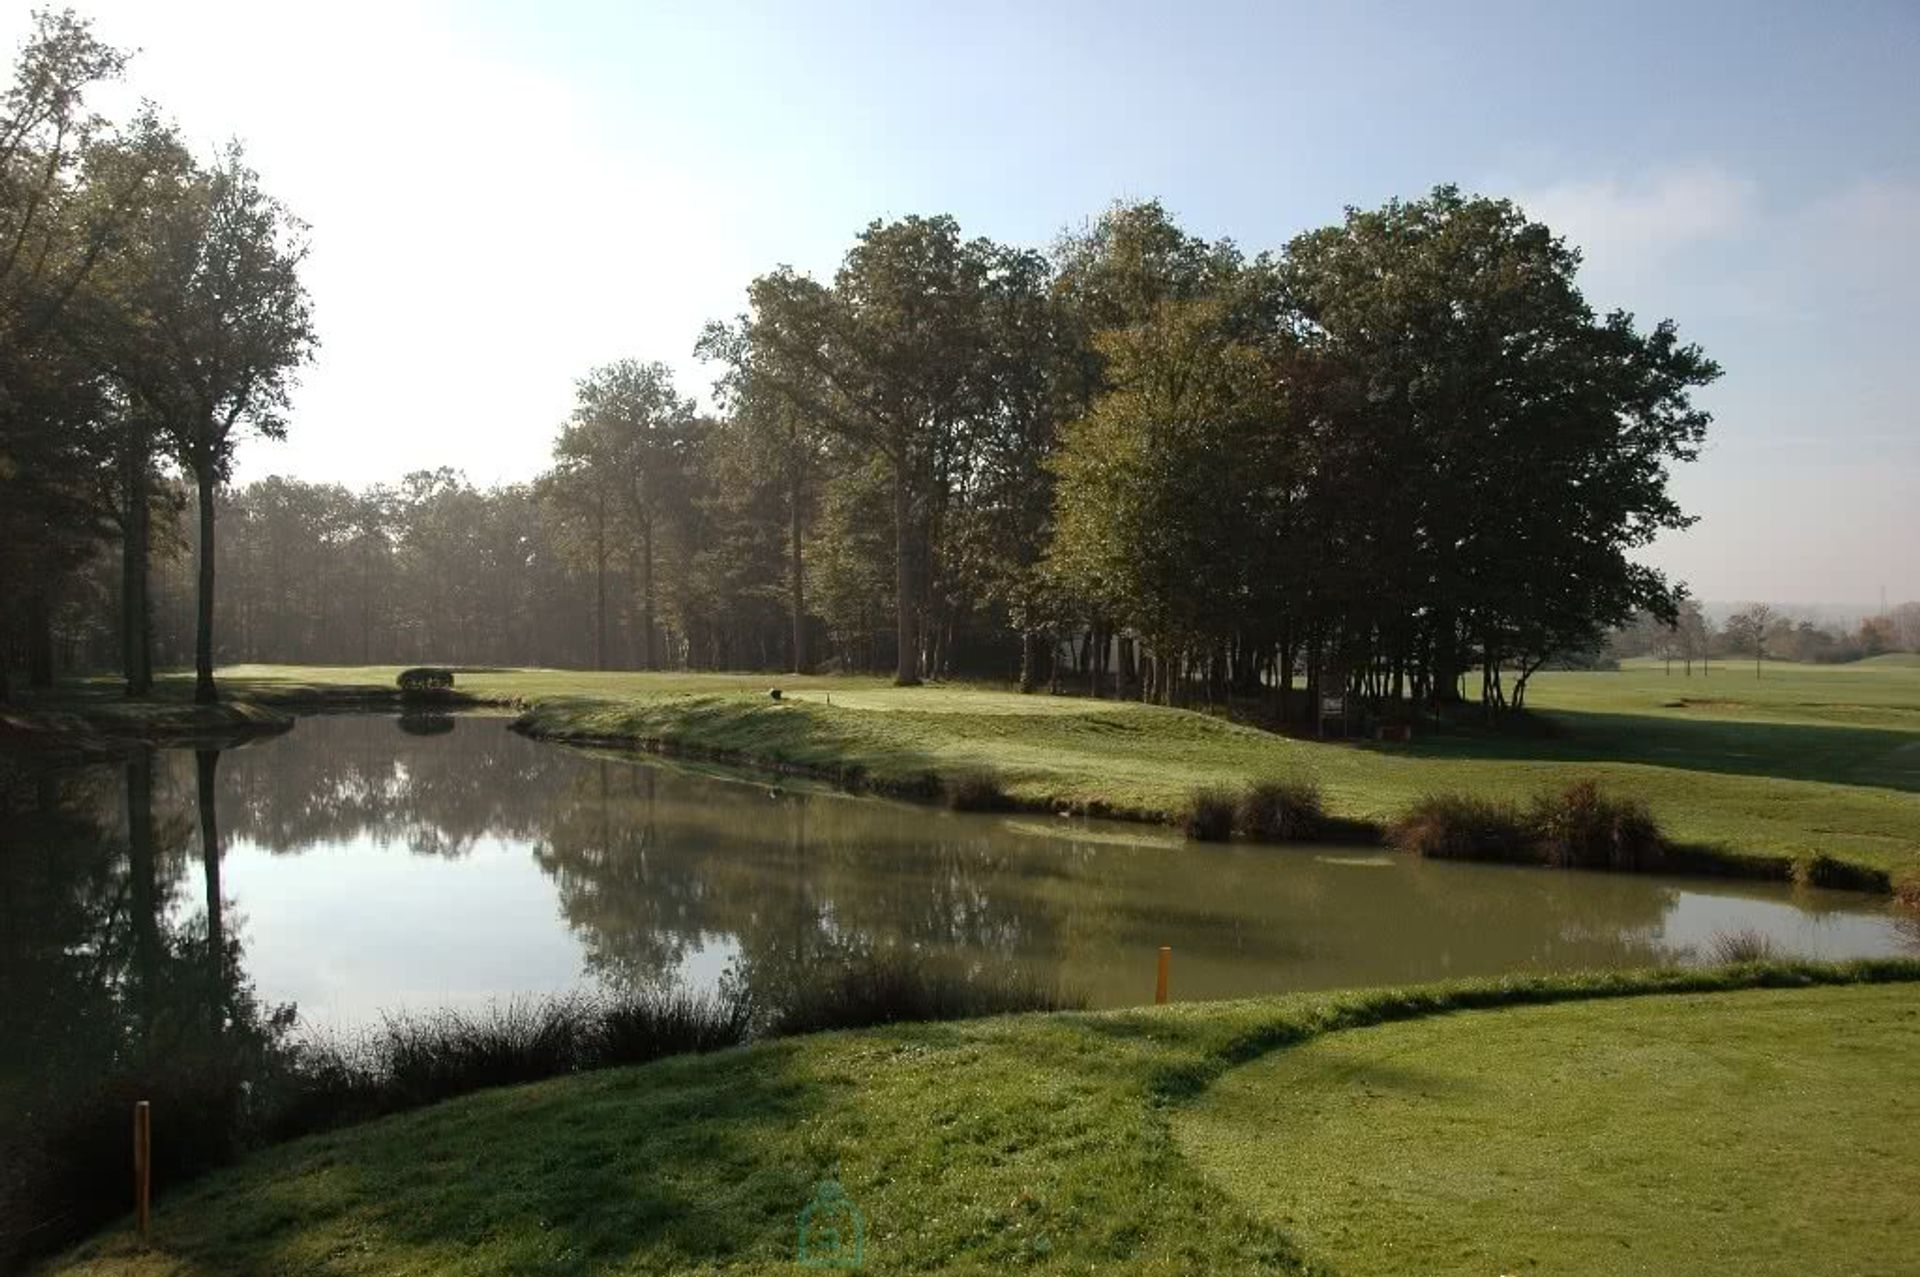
[1611,600,1920,674]
[4,11,1727,716]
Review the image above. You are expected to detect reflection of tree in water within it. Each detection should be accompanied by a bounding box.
[1,752,289,1263]
[205,714,579,857]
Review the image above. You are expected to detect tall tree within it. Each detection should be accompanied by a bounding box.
[118,145,316,702]
[704,216,995,685]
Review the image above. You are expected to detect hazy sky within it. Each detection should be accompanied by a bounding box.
[9,0,1916,605]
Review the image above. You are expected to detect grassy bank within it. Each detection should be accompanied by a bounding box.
[45,960,1920,1275]
[1177,981,1920,1276]
[11,659,1919,884]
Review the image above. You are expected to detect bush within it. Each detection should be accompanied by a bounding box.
[1530,780,1665,871]
[765,953,1082,1036]
[1182,787,1237,841]
[1706,928,1779,964]
[396,666,455,692]
[1235,775,1326,841]
[944,769,1012,812]
[1390,793,1535,862]
[1791,852,1888,894]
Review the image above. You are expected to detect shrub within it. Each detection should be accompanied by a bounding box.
[1530,780,1665,871]
[944,769,1013,812]
[765,953,1083,1036]
[1182,787,1238,841]
[1791,852,1889,894]
[1390,793,1535,862]
[1706,928,1780,964]
[396,666,455,692]
[1235,775,1326,842]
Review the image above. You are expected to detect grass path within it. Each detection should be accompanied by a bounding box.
[44,962,1920,1276]
[1176,982,1920,1276]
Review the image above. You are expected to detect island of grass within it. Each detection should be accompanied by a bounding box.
[7,656,1919,889]
[42,961,1920,1275]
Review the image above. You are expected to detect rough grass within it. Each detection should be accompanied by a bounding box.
[43,961,1920,1276]
[1390,792,1535,862]
[5,962,1066,1271]
[1181,786,1238,841]
[1530,778,1665,870]
[1175,981,1920,1277]
[1707,927,1781,963]
[1234,775,1326,841]
[17,658,1920,881]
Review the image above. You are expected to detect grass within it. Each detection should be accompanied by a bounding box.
[3,960,1069,1270]
[12,656,1920,882]
[42,960,1920,1275]
[1174,981,1920,1277]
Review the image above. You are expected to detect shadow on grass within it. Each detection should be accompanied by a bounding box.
[1383,708,1920,792]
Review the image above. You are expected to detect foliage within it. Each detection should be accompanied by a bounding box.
[396,667,454,691]
[1234,775,1326,841]
[1389,793,1536,862]
[1529,779,1665,870]
[1181,786,1237,841]
[1707,927,1780,963]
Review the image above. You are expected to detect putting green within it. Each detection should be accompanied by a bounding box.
[1175,984,1920,1276]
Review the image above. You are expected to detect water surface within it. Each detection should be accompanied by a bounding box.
[4,714,1909,1037]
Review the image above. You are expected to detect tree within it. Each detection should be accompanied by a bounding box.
[1722,603,1775,678]
[0,10,130,695]
[704,216,996,686]
[558,361,696,670]
[117,145,316,701]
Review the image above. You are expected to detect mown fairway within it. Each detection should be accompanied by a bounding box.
[181,655,1920,880]
[1176,982,1920,1276]
[42,966,1920,1276]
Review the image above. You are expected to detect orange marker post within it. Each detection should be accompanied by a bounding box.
[1155,946,1171,1005]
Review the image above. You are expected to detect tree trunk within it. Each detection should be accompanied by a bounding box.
[25,585,53,688]
[122,433,153,697]
[789,473,806,674]
[593,492,608,671]
[193,467,218,703]
[641,516,657,671]
[891,464,919,686]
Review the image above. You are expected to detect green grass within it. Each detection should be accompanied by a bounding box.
[1175,982,1920,1276]
[42,961,1920,1275]
[15,657,1920,880]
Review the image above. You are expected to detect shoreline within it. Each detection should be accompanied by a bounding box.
[3,675,1906,898]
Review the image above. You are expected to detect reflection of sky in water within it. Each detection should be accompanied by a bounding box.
[124,717,1913,1031]
[1659,890,1910,960]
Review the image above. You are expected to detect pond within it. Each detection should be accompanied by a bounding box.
[4,713,1911,1039]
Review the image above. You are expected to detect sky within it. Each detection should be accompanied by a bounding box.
[7,0,1916,607]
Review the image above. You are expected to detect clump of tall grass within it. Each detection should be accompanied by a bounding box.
[1791,852,1890,894]
[1389,793,1535,863]
[765,953,1084,1036]
[264,987,754,1138]
[1706,927,1780,964]
[944,769,1013,812]
[1182,787,1238,841]
[1530,780,1665,871]
[1235,775,1326,841]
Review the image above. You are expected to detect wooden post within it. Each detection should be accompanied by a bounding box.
[1155,946,1171,1005]
[133,1100,151,1241]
